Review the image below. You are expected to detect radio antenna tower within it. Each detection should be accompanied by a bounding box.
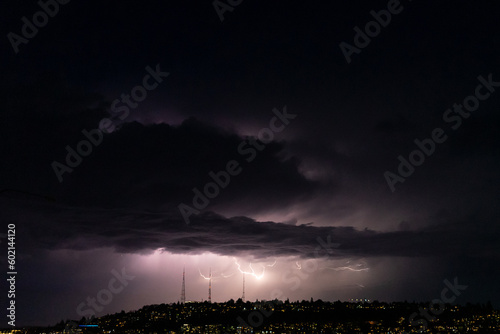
[180,267,186,304]
[242,273,245,302]
[208,268,212,303]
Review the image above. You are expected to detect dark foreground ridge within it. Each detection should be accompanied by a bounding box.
[3,299,499,333]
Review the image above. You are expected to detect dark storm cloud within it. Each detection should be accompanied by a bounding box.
[0,76,316,215]
[2,196,499,261]
[55,118,317,211]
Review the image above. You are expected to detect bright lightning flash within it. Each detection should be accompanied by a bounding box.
[234,259,265,280]
[198,269,232,280]
[321,260,369,272]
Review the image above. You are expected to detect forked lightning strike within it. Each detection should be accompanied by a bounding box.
[198,269,232,280]
[234,259,265,280]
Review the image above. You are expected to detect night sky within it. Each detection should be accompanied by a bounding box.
[1,0,500,327]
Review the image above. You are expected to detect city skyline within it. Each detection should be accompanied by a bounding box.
[7,298,500,333]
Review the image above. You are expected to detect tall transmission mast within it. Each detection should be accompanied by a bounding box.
[242,273,245,302]
[180,267,186,304]
[208,268,212,303]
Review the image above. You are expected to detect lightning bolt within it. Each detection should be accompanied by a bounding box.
[323,266,369,272]
[267,260,277,267]
[321,260,369,272]
[199,269,232,280]
[199,269,211,280]
[295,261,302,270]
[234,259,265,280]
